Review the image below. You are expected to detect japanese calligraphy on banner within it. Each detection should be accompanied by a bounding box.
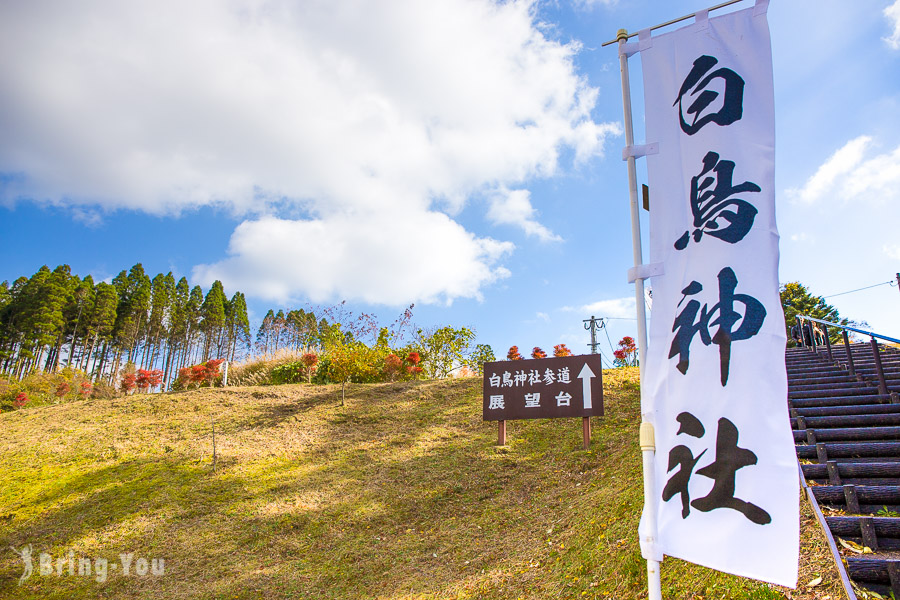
[637,1,798,587]
[482,355,603,421]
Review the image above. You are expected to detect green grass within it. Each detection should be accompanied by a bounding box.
[0,368,845,599]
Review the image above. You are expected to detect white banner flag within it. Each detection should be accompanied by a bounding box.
[637,0,798,587]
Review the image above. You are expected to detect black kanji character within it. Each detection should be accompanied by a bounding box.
[691,418,772,524]
[674,55,745,135]
[662,412,707,518]
[674,151,760,250]
[662,413,771,525]
[669,267,766,386]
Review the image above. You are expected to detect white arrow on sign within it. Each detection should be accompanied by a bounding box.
[577,362,596,410]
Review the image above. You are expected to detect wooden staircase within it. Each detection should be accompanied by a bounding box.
[788,343,900,598]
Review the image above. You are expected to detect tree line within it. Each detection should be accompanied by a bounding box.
[0,264,493,393]
[0,263,255,387]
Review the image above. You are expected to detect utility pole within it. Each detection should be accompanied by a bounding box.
[581,315,605,451]
[583,315,604,355]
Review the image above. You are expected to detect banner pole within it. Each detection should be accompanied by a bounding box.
[616,28,662,600]
[601,0,742,46]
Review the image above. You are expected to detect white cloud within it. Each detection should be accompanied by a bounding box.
[786,136,900,207]
[842,145,900,200]
[536,311,550,322]
[884,244,900,260]
[193,213,513,306]
[71,207,103,228]
[790,232,812,243]
[885,0,900,49]
[0,0,615,216]
[0,0,618,305]
[574,0,618,9]
[486,188,562,242]
[567,296,636,319]
[786,136,871,204]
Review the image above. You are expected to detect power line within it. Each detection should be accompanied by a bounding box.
[595,348,613,368]
[822,281,892,299]
[583,316,619,367]
[602,319,617,356]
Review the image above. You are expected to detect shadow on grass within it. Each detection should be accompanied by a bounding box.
[0,453,261,598]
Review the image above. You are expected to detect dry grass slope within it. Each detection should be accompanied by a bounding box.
[0,368,845,599]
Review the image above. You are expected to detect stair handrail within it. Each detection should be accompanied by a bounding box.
[796,314,897,396]
[796,314,900,346]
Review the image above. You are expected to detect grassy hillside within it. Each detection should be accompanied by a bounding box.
[0,368,844,599]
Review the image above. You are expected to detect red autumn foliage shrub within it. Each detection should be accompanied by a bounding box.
[531,347,547,359]
[136,369,164,391]
[13,392,29,408]
[614,336,638,367]
[121,373,137,394]
[402,352,423,379]
[80,381,93,397]
[191,364,206,382]
[507,346,523,361]
[175,359,225,389]
[553,344,572,357]
[383,353,403,381]
[55,382,71,397]
[199,359,224,384]
[300,352,319,383]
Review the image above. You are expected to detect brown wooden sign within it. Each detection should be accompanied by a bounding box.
[482,354,604,421]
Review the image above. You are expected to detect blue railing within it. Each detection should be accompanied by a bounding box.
[794,314,898,396]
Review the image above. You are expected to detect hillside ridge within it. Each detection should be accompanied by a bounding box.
[0,370,843,599]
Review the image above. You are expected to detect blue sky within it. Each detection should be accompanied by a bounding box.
[1,0,899,365]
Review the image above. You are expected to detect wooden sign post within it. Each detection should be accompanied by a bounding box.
[483,354,603,447]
